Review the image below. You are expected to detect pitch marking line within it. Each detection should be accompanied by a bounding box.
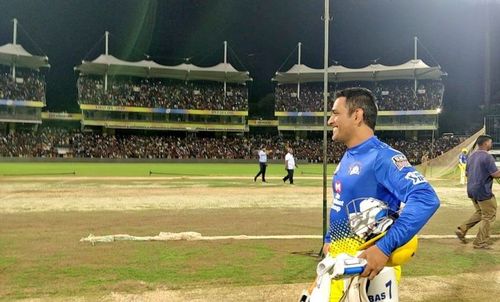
[80,232,500,244]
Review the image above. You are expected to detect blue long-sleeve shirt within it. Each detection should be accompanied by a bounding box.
[325,136,440,256]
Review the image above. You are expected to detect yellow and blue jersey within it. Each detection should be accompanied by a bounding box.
[459,153,468,165]
[325,136,440,256]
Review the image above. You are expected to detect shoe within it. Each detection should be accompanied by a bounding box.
[473,243,492,250]
[282,178,286,183]
[455,228,467,244]
[262,180,266,182]
[254,176,257,182]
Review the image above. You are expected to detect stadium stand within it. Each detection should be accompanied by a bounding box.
[0,128,464,164]
[72,37,251,132]
[275,80,443,112]
[272,58,445,137]
[0,67,46,102]
[77,76,248,111]
[0,19,50,129]
[0,30,454,165]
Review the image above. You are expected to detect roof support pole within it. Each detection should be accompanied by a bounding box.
[223,41,227,98]
[297,42,302,99]
[12,18,18,80]
[321,0,331,254]
[13,18,17,45]
[104,31,109,92]
[414,36,417,60]
[414,36,418,93]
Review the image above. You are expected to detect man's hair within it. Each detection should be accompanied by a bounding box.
[475,134,493,148]
[335,87,378,130]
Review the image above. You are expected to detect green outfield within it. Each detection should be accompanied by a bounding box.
[0,162,498,301]
[0,162,336,177]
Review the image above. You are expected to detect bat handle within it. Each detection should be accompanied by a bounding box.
[344,266,365,276]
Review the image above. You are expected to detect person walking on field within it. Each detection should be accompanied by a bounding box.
[458,148,468,185]
[282,147,297,184]
[455,135,499,249]
[254,146,271,182]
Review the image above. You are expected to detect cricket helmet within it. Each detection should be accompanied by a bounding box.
[346,197,395,241]
[387,235,418,266]
[346,197,418,266]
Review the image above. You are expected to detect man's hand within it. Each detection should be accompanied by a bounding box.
[322,243,330,256]
[358,245,389,280]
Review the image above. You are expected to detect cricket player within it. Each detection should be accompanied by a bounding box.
[322,88,440,301]
[458,148,468,185]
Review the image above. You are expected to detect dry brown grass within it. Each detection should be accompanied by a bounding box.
[1,177,499,301]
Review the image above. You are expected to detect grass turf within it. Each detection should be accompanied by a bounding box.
[0,208,499,300]
[0,163,499,300]
[0,162,336,177]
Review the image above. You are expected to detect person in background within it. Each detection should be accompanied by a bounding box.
[458,148,468,185]
[455,135,498,249]
[283,147,297,184]
[254,146,271,182]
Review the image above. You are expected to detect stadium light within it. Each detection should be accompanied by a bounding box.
[436,107,442,113]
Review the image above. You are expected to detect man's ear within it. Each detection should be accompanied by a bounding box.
[355,108,364,126]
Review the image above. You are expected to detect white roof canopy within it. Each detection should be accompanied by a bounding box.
[0,43,50,70]
[75,54,252,84]
[273,59,446,84]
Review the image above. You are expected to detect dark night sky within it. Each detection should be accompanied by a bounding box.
[0,0,499,134]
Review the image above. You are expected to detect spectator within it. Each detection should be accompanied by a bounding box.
[275,80,443,112]
[0,66,46,103]
[77,76,248,111]
[0,127,464,164]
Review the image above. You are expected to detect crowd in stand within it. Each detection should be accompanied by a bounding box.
[0,128,463,165]
[275,83,326,112]
[385,135,463,164]
[275,80,444,112]
[0,67,46,102]
[77,77,248,111]
[374,80,443,111]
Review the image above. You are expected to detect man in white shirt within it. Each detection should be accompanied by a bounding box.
[283,147,297,184]
[254,146,271,182]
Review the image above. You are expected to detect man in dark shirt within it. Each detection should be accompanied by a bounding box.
[254,146,271,182]
[455,135,499,249]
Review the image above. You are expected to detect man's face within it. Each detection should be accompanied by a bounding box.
[485,139,493,151]
[327,97,357,143]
